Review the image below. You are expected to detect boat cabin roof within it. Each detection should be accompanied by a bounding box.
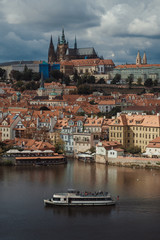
[67,189,77,193]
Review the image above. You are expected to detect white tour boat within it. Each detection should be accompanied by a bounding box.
[44,189,116,206]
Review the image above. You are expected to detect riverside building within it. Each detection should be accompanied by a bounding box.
[109,113,160,152]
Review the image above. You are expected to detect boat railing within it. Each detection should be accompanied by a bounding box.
[77,191,109,197]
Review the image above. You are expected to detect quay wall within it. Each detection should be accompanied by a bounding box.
[108,156,160,169]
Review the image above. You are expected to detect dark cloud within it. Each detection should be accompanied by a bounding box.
[0,0,160,64]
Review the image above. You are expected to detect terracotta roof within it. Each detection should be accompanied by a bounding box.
[115,64,160,69]
[109,114,160,127]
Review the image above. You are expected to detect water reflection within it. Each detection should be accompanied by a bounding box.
[45,205,115,218]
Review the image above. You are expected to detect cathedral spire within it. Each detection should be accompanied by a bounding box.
[136,50,141,65]
[61,28,66,44]
[143,52,147,64]
[74,36,77,49]
[58,36,60,44]
[48,35,56,63]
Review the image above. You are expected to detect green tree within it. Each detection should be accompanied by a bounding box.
[144,78,153,87]
[97,78,105,84]
[127,75,133,88]
[137,77,142,85]
[50,70,63,81]
[0,68,6,80]
[153,79,158,86]
[23,68,33,81]
[106,106,121,118]
[87,75,95,84]
[63,75,70,86]
[73,70,80,83]
[11,70,22,81]
[126,146,141,154]
[89,146,96,153]
[77,84,92,95]
[32,72,41,81]
[111,74,121,84]
[54,139,64,154]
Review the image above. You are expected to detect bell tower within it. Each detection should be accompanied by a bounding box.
[143,52,147,64]
[57,28,68,61]
[136,51,141,65]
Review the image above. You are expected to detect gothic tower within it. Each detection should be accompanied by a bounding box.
[143,52,147,64]
[56,28,68,61]
[48,36,56,63]
[136,51,141,65]
[74,36,77,49]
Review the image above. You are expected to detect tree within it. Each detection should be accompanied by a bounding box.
[89,100,97,105]
[11,70,22,81]
[153,79,158,86]
[89,146,96,153]
[25,81,39,90]
[54,139,64,154]
[137,77,142,86]
[32,72,41,81]
[86,75,95,84]
[63,75,70,86]
[144,78,153,87]
[126,146,141,154]
[72,70,80,83]
[77,84,92,95]
[127,75,133,88]
[23,68,32,81]
[97,78,105,84]
[50,70,63,81]
[0,68,6,80]
[111,74,121,84]
[106,106,121,118]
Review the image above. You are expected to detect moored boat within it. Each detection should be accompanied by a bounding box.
[44,189,116,206]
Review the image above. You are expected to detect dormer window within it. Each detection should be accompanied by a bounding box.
[136,121,141,124]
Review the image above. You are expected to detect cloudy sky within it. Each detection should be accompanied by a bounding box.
[0,0,160,65]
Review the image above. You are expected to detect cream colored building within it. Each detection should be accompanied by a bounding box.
[109,113,160,152]
[0,114,21,141]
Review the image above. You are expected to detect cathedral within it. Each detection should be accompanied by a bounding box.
[48,29,98,63]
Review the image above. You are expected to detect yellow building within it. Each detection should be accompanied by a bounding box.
[109,113,160,152]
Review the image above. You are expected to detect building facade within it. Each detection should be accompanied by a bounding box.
[109,113,160,152]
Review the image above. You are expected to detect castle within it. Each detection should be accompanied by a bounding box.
[48,29,98,63]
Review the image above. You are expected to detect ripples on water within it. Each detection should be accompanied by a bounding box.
[0,160,160,240]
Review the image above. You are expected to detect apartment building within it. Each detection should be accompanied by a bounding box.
[109,113,160,152]
[0,113,21,141]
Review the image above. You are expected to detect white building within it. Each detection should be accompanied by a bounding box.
[108,149,124,158]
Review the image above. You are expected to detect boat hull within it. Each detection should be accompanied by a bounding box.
[44,199,116,206]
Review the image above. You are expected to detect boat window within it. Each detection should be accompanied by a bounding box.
[71,198,111,201]
[53,197,61,201]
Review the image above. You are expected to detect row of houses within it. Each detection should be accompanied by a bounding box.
[2,109,160,158]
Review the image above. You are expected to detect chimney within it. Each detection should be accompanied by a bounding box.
[37,117,39,128]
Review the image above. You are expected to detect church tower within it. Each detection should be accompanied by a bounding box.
[56,28,68,61]
[143,52,147,64]
[74,36,77,49]
[48,36,56,63]
[136,51,141,65]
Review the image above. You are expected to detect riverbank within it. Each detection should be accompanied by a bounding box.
[108,156,160,169]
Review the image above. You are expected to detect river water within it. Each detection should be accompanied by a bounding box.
[0,160,160,240]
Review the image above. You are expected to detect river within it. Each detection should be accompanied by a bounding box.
[0,160,160,240]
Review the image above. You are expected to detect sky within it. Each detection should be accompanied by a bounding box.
[0,0,160,65]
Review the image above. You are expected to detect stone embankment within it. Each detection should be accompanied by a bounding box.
[108,156,160,169]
